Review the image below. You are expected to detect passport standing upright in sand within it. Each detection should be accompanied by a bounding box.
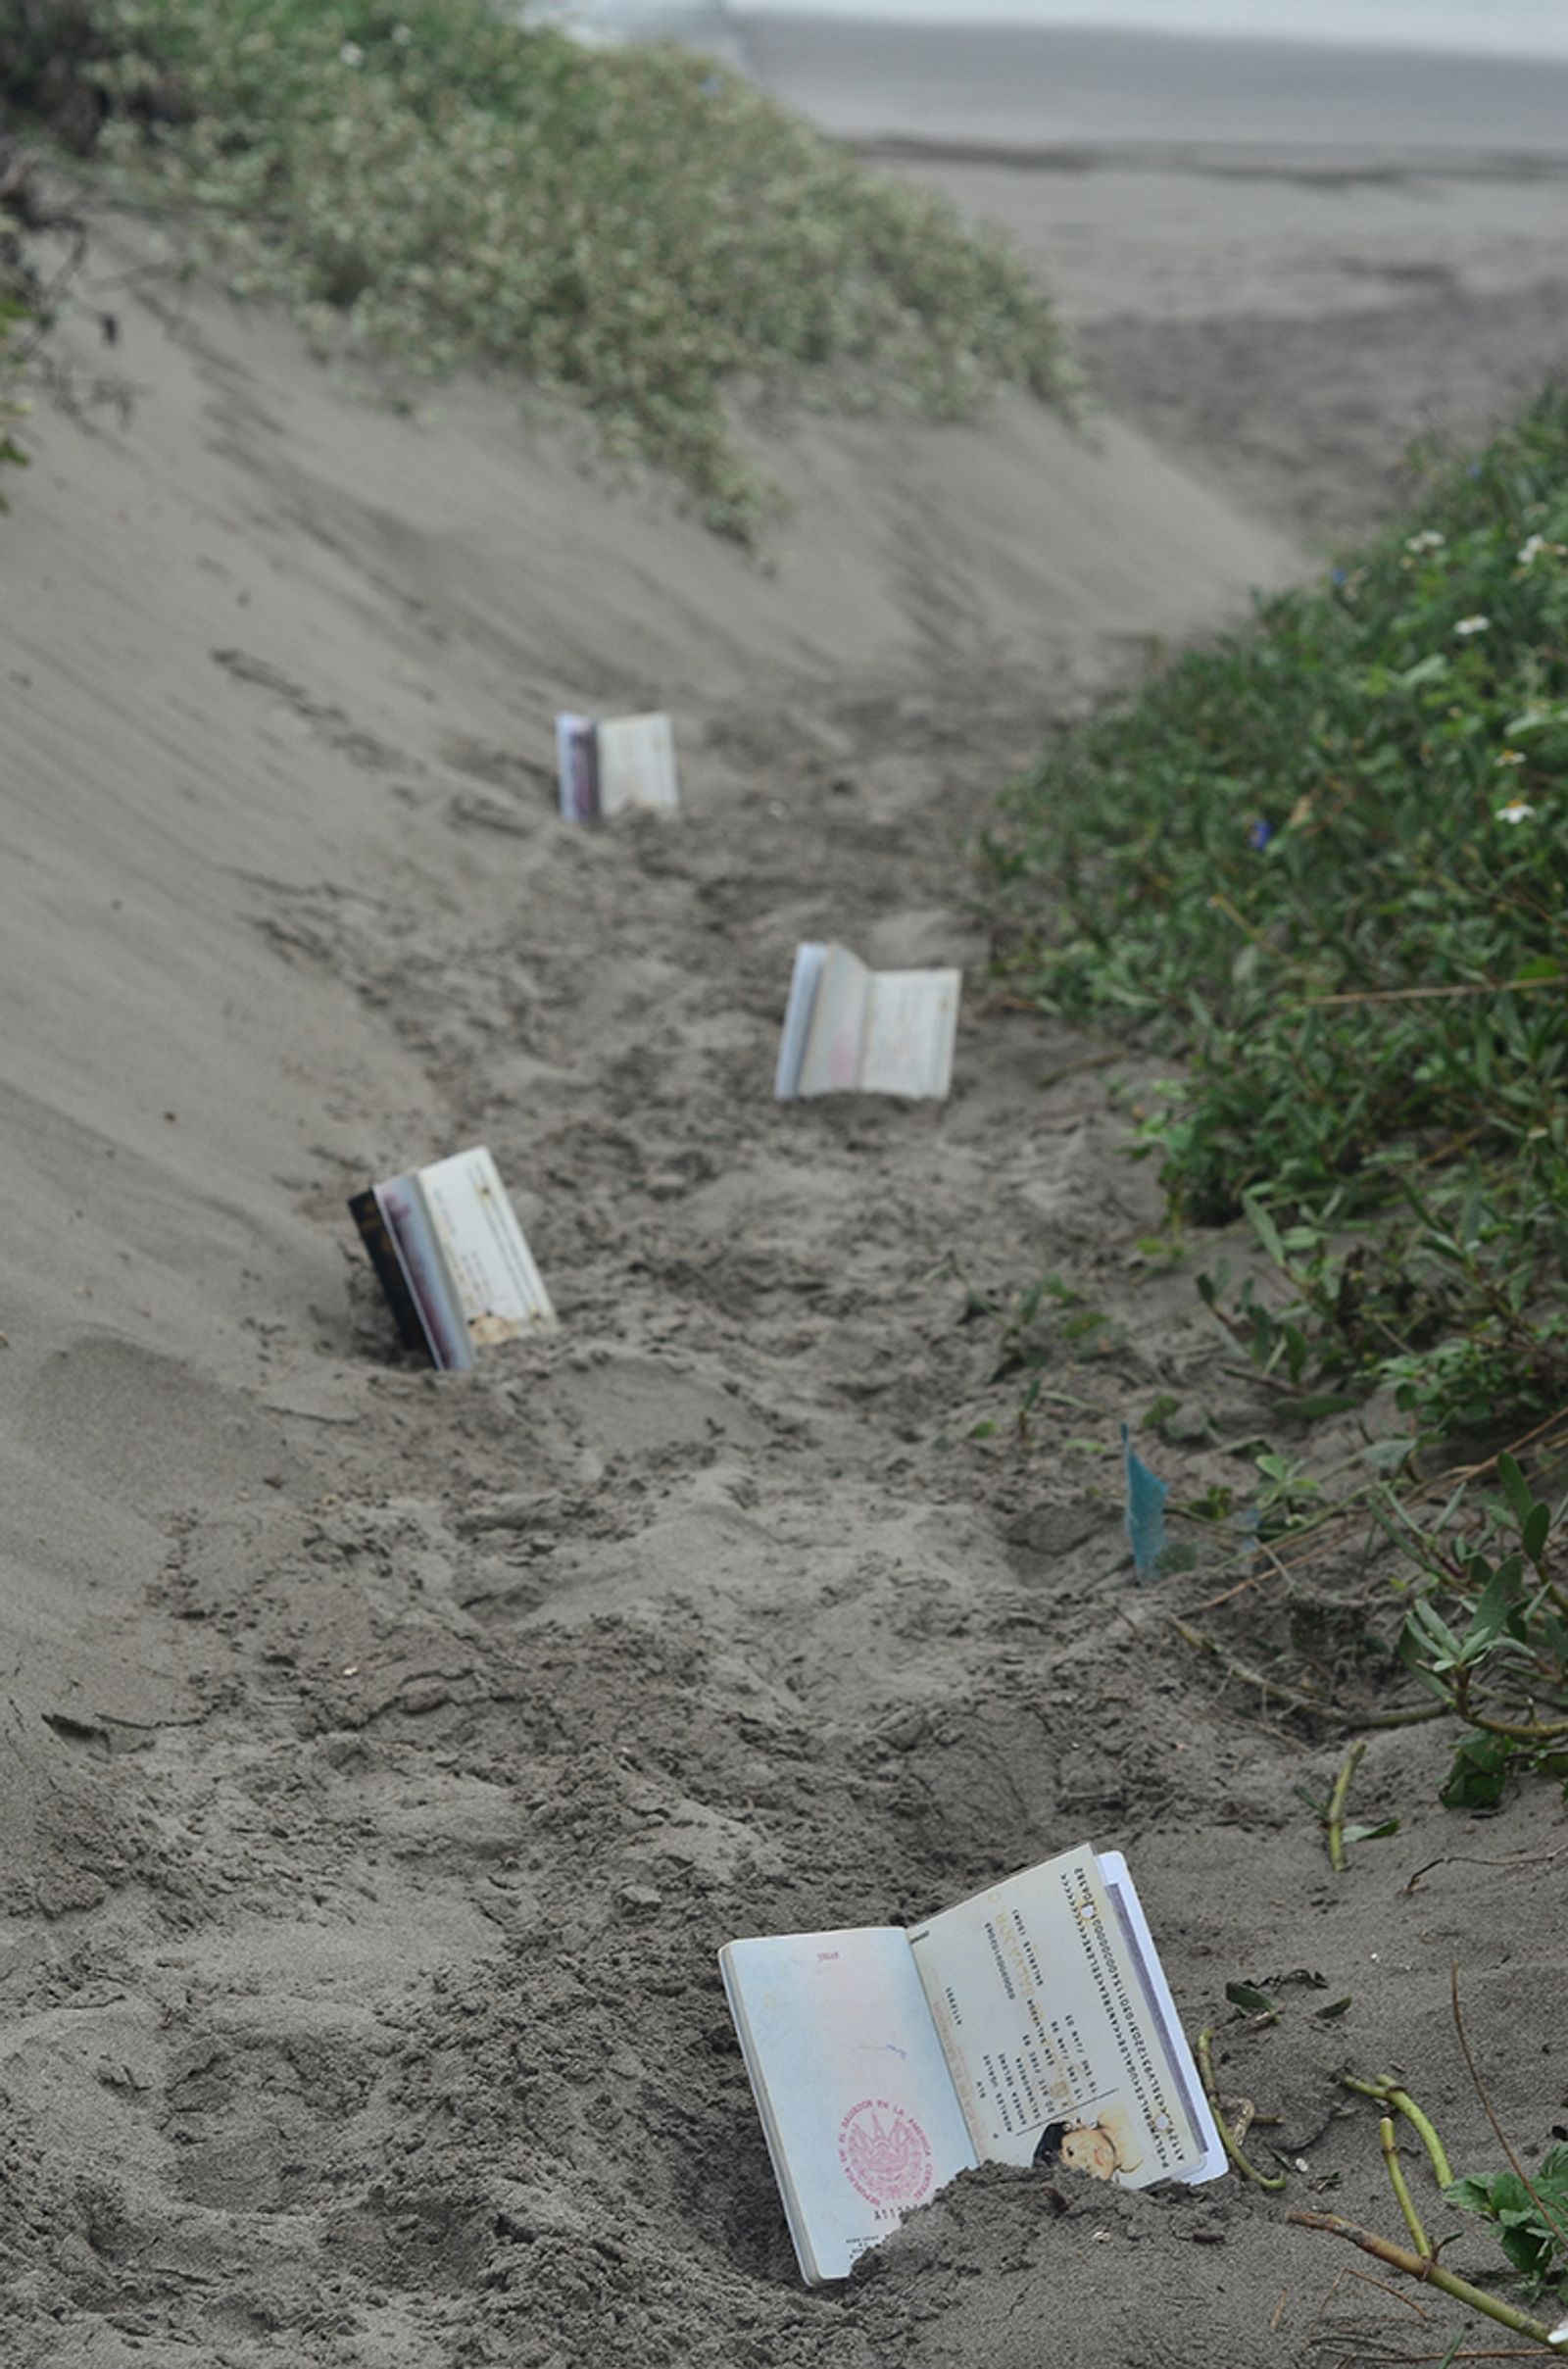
[719,1843,1224,2285]
[774,941,961,1102]
[350,1146,556,1369]
[555,710,679,821]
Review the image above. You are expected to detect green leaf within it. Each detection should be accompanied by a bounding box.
[1523,1500,1551,1561]
[1409,1600,1463,1659]
[1224,1980,1280,2020]
[1446,2173,1505,2215]
[1397,652,1449,688]
[1340,1818,1399,1845]
[1243,1191,1287,1270]
[1467,1562,1524,1653]
[1441,1731,1515,1810]
[1497,1453,1536,1529]
[1362,1438,1416,1474]
[1296,1392,1361,1420]
[1396,1616,1454,1699]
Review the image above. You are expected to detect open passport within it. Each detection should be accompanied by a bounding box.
[349,1145,557,1371]
[720,1844,1225,2284]
[775,942,960,1102]
[556,710,679,823]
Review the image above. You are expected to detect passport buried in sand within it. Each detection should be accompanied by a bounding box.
[774,942,961,1103]
[719,1844,1224,2284]
[349,1145,557,1371]
[556,710,680,824]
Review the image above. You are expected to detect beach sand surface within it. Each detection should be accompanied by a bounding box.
[3,37,1567,2368]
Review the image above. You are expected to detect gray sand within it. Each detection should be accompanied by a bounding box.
[3,29,1566,2368]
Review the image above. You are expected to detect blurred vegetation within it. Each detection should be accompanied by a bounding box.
[0,297,29,504]
[0,0,1075,539]
[0,138,80,508]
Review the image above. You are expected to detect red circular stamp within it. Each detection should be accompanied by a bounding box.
[837,2098,934,2208]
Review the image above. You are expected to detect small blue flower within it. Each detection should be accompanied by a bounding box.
[1247,817,1274,850]
[1331,566,1348,586]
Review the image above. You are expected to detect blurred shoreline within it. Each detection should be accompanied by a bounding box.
[737,16,1568,152]
[726,0,1568,61]
[535,3,1568,154]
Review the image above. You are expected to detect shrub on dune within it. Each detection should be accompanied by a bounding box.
[989,389,1568,1440]
[1,0,1076,539]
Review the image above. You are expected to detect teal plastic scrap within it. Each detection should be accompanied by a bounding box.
[1122,1422,1168,1580]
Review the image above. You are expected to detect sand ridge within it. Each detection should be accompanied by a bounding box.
[1,126,1565,2369]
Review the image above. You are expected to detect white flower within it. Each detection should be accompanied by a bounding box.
[1519,534,1548,565]
[1548,2318,1568,2348]
[339,39,365,66]
[1495,800,1536,824]
[392,22,414,42]
[1454,615,1490,636]
[1496,748,1525,766]
[1406,529,1446,554]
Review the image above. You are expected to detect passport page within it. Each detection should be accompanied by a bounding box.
[720,1926,977,2285]
[906,1846,1219,2188]
[797,946,871,1098]
[596,713,679,817]
[774,942,828,1100]
[858,968,960,1101]
[416,1147,557,1351]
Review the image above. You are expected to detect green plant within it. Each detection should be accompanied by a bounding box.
[988,391,1568,1440]
[7,0,1075,541]
[1447,2149,1568,2295]
[1295,1741,1398,1870]
[1385,1452,1568,1805]
[1296,2067,1566,2352]
[0,297,31,503]
[0,140,56,506]
[962,1271,1119,1440]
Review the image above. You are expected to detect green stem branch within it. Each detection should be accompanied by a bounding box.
[1288,2211,1557,2348]
[1173,1620,1444,1730]
[1196,2028,1288,2192]
[1327,1739,1366,1872]
[1381,2114,1434,2258]
[1342,2076,1455,2190]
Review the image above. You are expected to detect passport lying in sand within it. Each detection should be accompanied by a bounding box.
[350,1145,557,1371]
[774,941,960,1102]
[720,1844,1224,2285]
[556,710,680,823]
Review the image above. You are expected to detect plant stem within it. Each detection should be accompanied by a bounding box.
[1288,2211,1557,2347]
[1172,1619,1444,1730]
[1327,1738,1367,1872]
[1461,1706,1568,1745]
[1342,2076,1455,2190]
[1382,2114,1434,2257]
[1451,1964,1568,2257]
[1302,976,1567,1006]
[1196,2027,1289,2192]
[1389,2089,1457,2194]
